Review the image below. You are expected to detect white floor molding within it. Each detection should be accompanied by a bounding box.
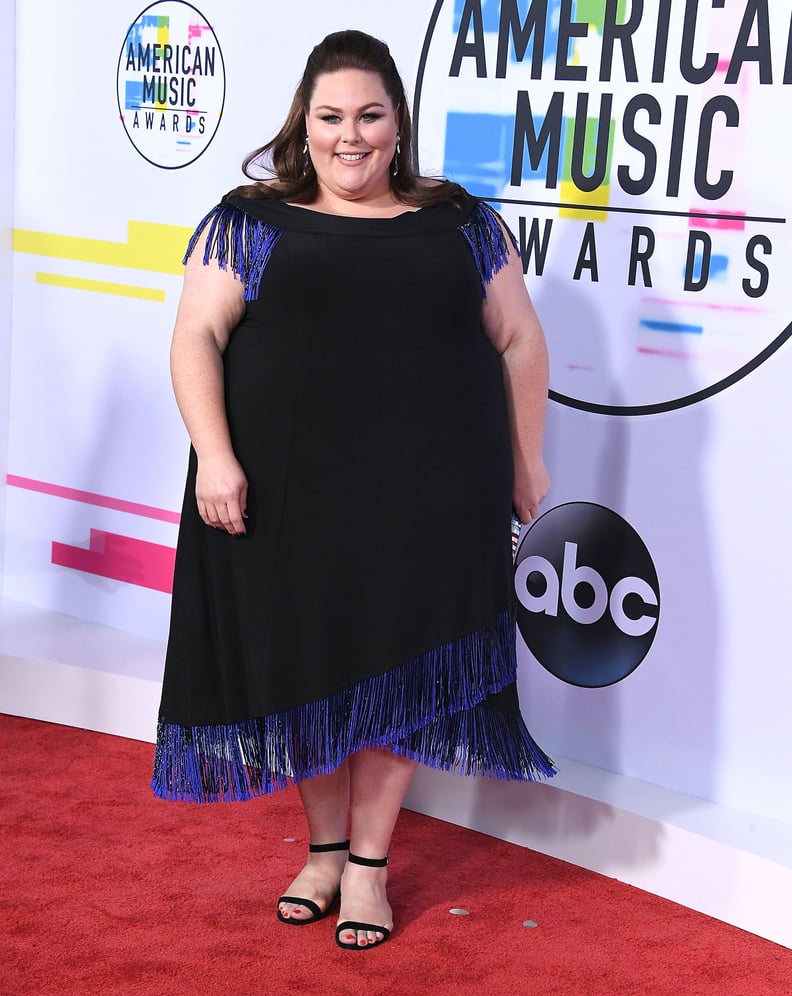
[404,764,792,949]
[0,598,162,742]
[2,597,790,949]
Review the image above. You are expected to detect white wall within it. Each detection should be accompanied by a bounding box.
[0,0,15,570]
[2,2,792,943]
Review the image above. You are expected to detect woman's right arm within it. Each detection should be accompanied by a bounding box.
[170,234,248,534]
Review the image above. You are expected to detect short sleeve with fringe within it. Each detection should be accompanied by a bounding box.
[183,199,283,302]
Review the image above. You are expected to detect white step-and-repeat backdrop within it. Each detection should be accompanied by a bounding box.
[4,0,791,825]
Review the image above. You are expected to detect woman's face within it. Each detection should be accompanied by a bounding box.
[305,69,400,205]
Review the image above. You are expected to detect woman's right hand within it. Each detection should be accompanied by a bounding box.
[195,452,249,535]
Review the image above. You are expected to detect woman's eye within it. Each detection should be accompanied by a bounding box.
[318,112,382,124]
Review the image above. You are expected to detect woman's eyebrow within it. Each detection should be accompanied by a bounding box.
[314,102,387,112]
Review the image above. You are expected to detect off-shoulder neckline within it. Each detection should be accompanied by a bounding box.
[223,193,476,236]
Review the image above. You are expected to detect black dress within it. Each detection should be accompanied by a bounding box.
[152,191,555,802]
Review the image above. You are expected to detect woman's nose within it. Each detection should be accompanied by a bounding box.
[342,119,361,144]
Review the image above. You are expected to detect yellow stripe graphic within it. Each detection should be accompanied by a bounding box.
[36,272,166,301]
[156,23,170,110]
[13,220,193,275]
[559,180,611,221]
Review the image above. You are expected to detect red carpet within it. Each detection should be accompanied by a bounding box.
[2,714,791,995]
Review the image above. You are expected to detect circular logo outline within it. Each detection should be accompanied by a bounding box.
[116,0,226,170]
[413,0,792,417]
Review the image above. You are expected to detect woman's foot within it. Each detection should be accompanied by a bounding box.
[278,843,349,923]
[335,854,392,949]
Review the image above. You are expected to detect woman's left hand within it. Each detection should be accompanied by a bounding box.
[513,459,550,524]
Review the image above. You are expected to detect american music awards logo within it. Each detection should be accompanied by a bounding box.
[414,0,792,415]
[117,1,225,169]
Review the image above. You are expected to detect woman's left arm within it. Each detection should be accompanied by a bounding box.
[482,246,550,524]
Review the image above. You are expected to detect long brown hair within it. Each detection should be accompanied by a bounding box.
[231,30,461,206]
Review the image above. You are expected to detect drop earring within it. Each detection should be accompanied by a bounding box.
[392,135,401,176]
[303,135,310,175]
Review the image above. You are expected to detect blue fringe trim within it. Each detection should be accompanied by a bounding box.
[183,201,283,302]
[458,200,520,297]
[152,612,556,803]
[391,702,555,781]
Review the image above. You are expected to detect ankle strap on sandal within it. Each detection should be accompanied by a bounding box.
[347,852,388,867]
[309,839,350,853]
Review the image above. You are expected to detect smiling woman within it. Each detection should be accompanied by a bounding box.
[153,28,555,954]
[233,29,467,211]
[304,70,401,212]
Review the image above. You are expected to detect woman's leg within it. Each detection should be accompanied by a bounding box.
[336,748,418,947]
[278,761,351,921]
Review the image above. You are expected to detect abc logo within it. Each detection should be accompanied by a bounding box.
[515,503,660,687]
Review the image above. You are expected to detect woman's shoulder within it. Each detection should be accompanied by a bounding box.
[421,180,511,231]
[210,182,292,226]
[220,179,279,207]
[224,178,282,199]
[412,175,476,208]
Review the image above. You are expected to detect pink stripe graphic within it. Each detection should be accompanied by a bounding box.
[640,297,765,315]
[688,210,746,232]
[51,529,176,593]
[6,474,180,524]
[637,346,693,360]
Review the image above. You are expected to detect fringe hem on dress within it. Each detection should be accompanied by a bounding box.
[152,612,556,803]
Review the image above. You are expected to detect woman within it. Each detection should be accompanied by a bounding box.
[153,29,555,951]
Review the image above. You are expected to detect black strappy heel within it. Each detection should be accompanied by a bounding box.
[335,853,391,950]
[276,839,350,925]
